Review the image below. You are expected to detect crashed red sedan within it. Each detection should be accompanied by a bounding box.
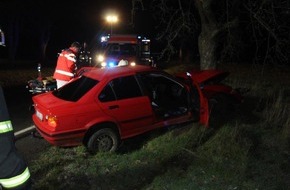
[32,65,242,153]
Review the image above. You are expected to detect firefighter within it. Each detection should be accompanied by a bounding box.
[53,41,81,89]
[0,86,31,190]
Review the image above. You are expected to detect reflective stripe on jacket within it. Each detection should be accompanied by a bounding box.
[53,49,77,81]
[0,120,13,133]
[0,87,31,189]
[0,120,31,189]
[0,167,30,189]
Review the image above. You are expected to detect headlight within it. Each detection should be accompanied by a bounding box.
[101,62,107,67]
[130,62,136,66]
[97,55,105,62]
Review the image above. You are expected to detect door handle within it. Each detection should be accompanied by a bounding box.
[108,105,119,109]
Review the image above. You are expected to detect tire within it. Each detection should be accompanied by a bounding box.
[87,128,119,153]
[209,95,227,113]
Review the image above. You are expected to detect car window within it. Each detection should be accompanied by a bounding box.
[111,75,142,100]
[137,72,188,108]
[53,76,99,102]
[98,84,116,102]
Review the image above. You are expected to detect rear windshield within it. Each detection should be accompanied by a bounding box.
[53,76,99,102]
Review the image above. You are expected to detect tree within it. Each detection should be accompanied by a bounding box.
[151,0,241,69]
[195,0,243,69]
[7,18,20,64]
[0,0,53,64]
[243,0,290,66]
[151,0,290,69]
[27,1,53,64]
[152,0,198,64]
[194,0,219,69]
[0,1,22,64]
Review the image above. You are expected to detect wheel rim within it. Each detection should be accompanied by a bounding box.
[96,134,114,152]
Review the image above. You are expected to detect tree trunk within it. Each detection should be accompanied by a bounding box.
[198,29,219,70]
[194,0,219,70]
[7,19,20,65]
[39,28,51,64]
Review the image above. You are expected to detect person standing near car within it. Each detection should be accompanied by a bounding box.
[0,86,31,190]
[53,42,81,89]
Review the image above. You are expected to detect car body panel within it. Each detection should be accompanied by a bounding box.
[176,69,229,84]
[97,95,154,139]
[32,65,239,148]
[176,69,243,102]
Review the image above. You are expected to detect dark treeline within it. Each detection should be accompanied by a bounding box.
[0,0,289,69]
[151,0,290,69]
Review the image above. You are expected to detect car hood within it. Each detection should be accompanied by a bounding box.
[176,69,230,84]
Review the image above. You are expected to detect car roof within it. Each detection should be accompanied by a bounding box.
[83,65,157,81]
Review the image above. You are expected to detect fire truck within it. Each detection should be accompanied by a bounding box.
[95,34,153,67]
[26,35,152,94]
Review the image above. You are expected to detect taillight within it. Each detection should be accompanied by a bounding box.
[47,115,57,128]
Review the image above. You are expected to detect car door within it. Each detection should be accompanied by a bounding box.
[97,75,154,138]
[137,72,194,127]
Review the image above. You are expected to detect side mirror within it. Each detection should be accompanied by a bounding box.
[0,28,5,46]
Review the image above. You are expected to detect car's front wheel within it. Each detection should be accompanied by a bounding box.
[87,128,119,153]
[209,94,236,127]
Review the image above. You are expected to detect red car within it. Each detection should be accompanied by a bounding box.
[32,65,242,153]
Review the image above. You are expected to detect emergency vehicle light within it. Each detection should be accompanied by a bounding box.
[108,62,115,67]
[101,35,109,42]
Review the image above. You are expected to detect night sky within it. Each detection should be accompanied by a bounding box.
[0,0,153,61]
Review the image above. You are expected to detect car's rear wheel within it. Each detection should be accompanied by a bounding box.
[87,128,119,153]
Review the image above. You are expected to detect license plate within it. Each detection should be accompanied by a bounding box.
[36,109,43,121]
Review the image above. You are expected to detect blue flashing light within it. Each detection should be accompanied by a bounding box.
[108,62,115,67]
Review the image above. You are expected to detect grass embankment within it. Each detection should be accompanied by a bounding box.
[2,63,289,189]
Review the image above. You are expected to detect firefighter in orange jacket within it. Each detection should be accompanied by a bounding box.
[53,42,81,89]
[0,86,31,190]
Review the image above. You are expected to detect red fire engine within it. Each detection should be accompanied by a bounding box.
[95,34,152,67]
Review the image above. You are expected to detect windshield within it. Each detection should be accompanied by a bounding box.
[107,43,137,56]
[52,76,99,102]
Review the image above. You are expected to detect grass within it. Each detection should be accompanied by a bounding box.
[1,63,289,189]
